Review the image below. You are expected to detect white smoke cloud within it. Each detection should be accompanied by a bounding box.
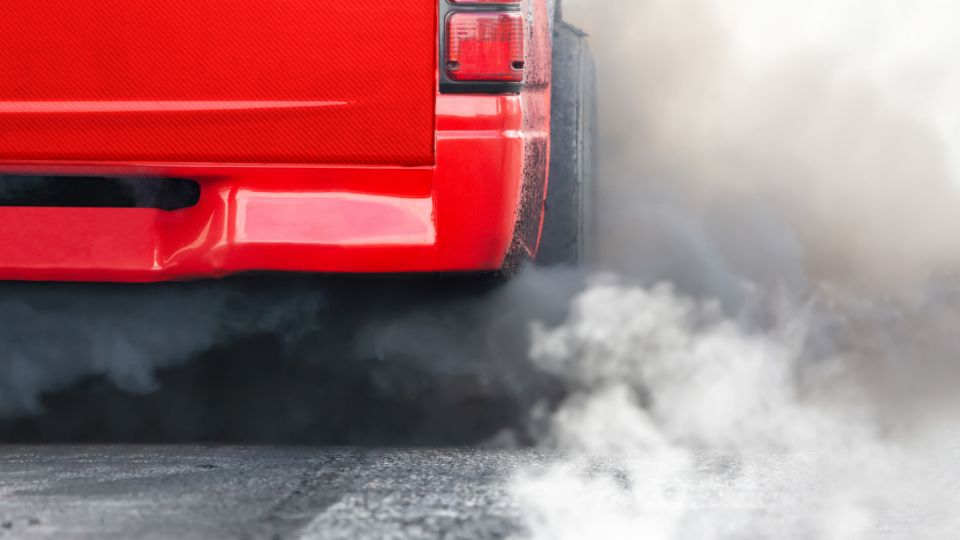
[512,278,960,539]
[510,1,960,537]
[569,0,960,291]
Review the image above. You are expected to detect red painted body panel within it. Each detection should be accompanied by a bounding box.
[0,1,437,165]
[0,1,552,282]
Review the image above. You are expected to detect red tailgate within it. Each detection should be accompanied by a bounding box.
[0,1,437,166]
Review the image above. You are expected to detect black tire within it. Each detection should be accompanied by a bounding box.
[537,18,597,267]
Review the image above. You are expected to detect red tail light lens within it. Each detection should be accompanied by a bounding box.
[446,12,525,82]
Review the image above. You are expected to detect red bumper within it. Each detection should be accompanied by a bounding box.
[0,95,546,282]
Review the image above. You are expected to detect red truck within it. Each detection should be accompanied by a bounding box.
[0,0,594,282]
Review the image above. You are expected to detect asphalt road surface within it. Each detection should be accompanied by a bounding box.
[2,445,955,539]
[0,446,532,540]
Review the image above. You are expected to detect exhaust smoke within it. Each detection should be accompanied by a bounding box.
[0,281,322,419]
[0,1,958,536]
[509,0,960,538]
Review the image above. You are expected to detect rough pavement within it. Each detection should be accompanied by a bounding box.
[0,446,533,540]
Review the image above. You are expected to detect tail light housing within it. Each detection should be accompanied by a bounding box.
[440,0,525,94]
[447,13,524,82]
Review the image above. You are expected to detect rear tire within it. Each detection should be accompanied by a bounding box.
[536,19,597,267]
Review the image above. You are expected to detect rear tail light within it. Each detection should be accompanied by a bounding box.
[440,0,525,93]
[446,12,524,82]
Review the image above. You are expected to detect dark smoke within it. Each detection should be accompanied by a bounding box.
[0,279,318,422]
[0,275,569,445]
